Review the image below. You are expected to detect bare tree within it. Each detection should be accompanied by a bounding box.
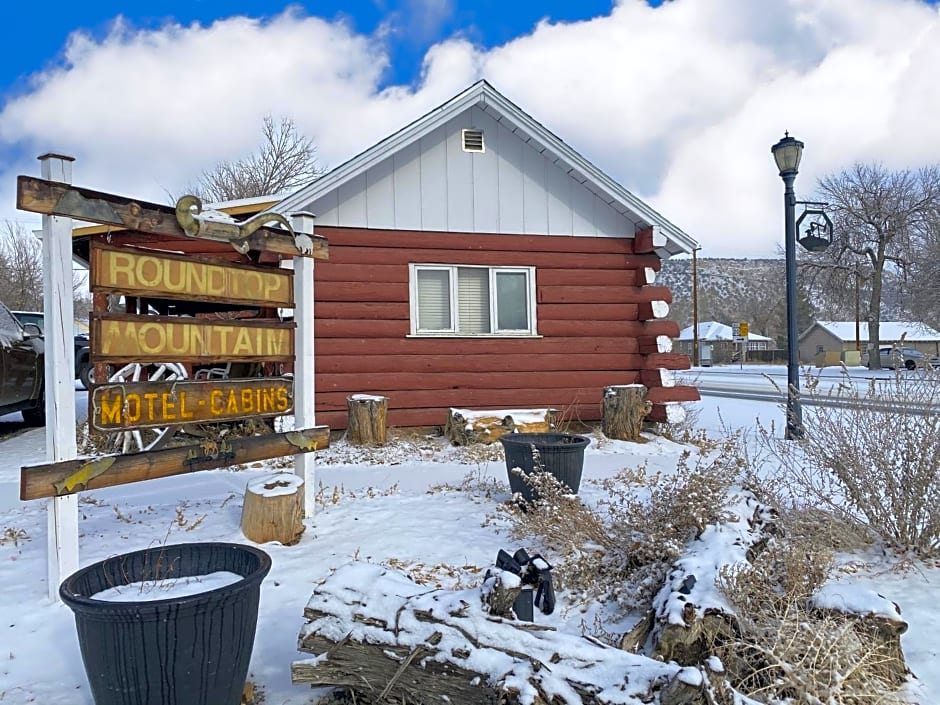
[806,163,940,368]
[0,222,43,310]
[188,116,324,203]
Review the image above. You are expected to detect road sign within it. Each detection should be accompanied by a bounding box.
[738,321,749,337]
[733,335,746,343]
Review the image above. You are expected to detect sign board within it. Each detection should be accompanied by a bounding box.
[91,377,294,431]
[91,314,295,364]
[732,335,746,343]
[738,321,749,337]
[90,242,294,307]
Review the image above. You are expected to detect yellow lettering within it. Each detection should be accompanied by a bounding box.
[179,391,194,419]
[161,392,177,420]
[241,388,253,413]
[163,259,186,292]
[210,390,224,415]
[138,322,166,354]
[135,257,161,288]
[261,387,275,412]
[107,251,136,288]
[143,393,159,420]
[226,391,238,413]
[99,393,122,426]
[232,328,253,355]
[275,387,289,411]
[125,394,141,423]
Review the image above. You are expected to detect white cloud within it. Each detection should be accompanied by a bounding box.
[2,0,939,256]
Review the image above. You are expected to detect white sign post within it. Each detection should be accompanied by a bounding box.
[39,154,79,600]
[291,212,317,518]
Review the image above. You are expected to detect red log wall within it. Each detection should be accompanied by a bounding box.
[312,226,697,430]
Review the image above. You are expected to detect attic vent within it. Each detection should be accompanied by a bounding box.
[462,128,485,153]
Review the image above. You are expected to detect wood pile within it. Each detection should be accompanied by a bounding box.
[292,562,716,704]
[444,408,556,446]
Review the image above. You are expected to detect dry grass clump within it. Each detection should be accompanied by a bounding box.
[763,368,940,556]
[503,445,738,612]
[714,537,905,705]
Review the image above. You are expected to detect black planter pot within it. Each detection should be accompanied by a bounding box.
[59,542,271,705]
[499,432,590,502]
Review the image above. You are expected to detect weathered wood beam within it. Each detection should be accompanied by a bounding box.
[16,175,328,259]
[20,426,330,500]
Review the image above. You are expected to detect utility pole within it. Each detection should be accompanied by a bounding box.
[692,247,700,366]
[854,261,861,352]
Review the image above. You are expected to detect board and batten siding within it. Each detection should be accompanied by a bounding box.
[308,107,636,237]
[312,226,695,430]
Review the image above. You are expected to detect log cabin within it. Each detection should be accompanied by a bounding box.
[75,80,700,431]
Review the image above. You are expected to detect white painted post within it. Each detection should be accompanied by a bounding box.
[291,212,317,518]
[39,154,79,600]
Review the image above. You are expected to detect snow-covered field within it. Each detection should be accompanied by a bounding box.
[0,390,936,703]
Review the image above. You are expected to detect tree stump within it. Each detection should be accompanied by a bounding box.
[602,384,652,441]
[346,394,388,446]
[240,472,305,546]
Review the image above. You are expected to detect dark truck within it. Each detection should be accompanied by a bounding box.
[12,310,92,389]
[0,302,45,425]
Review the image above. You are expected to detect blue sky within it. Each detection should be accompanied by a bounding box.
[2,1,639,98]
[1,0,939,257]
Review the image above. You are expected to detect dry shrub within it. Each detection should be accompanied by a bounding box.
[763,369,940,556]
[503,445,738,612]
[714,538,905,705]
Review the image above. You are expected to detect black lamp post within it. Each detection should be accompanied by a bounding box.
[771,132,804,440]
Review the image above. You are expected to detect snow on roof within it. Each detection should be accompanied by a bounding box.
[677,321,774,342]
[806,321,940,343]
[272,80,696,256]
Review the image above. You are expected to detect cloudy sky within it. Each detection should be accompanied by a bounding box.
[2,0,939,257]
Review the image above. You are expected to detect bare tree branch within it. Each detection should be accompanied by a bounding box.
[186,116,325,203]
[803,163,940,368]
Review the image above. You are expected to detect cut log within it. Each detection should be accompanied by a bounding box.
[646,492,778,665]
[240,472,304,546]
[346,394,388,446]
[602,385,652,441]
[444,407,555,446]
[292,562,715,705]
[810,587,910,686]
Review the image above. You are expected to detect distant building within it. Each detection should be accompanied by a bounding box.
[798,321,940,362]
[676,321,775,363]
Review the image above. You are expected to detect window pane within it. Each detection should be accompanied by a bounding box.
[416,269,451,330]
[457,268,490,334]
[496,272,528,330]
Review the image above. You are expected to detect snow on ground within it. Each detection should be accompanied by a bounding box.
[0,384,937,703]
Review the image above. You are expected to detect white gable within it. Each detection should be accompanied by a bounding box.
[273,81,696,255]
[677,321,774,342]
[304,105,631,237]
[811,321,940,343]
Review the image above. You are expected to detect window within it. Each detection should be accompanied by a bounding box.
[410,265,536,336]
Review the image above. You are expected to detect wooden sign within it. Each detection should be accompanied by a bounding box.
[20,426,330,500]
[91,314,295,364]
[91,377,294,431]
[90,242,294,307]
[15,175,329,259]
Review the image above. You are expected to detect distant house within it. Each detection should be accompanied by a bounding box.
[798,321,940,362]
[676,321,776,362]
[75,80,700,429]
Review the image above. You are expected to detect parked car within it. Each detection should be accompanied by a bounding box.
[0,302,45,425]
[11,311,92,388]
[864,346,940,370]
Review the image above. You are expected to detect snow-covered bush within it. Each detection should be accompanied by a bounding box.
[766,369,940,556]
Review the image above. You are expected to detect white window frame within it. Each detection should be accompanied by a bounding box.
[408,264,538,337]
